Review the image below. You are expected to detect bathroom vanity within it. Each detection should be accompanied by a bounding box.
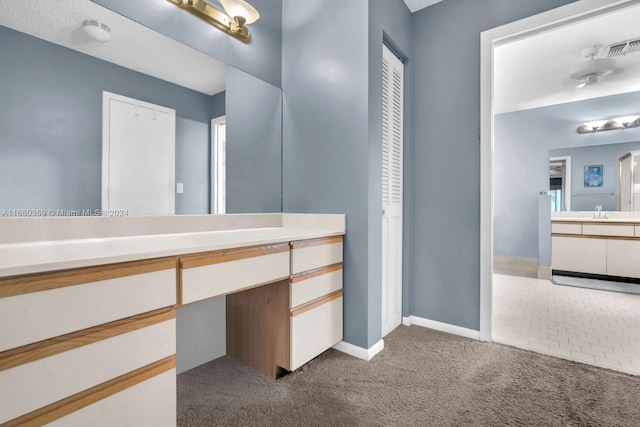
[551,215,640,279]
[0,213,345,426]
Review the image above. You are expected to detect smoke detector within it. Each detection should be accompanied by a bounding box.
[570,45,617,86]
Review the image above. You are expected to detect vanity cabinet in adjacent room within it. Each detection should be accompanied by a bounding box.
[551,219,640,280]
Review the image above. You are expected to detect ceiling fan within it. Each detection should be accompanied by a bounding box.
[570,39,640,87]
[569,45,616,87]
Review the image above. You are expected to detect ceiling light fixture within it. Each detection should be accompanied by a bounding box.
[166,0,260,44]
[577,116,640,134]
[82,19,111,42]
[570,45,617,87]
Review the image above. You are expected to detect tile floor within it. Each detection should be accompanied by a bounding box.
[493,274,640,376]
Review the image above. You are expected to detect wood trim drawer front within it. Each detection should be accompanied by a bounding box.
[0,318,175,424]
[551,222,582,235]
[181,248,290,305]
[0,266,176,352]
[290,237,343,275]
[45,368,176,427]
[582,223,634,237]
[4,358,175,427]
[290,264,343,308]
[290,293,343,371]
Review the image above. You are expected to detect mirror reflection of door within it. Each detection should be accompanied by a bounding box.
[618,153,632,211]
[617,151,640,211]
[549,156,571,212]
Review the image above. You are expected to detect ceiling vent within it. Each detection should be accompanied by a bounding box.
[605,39,640,57]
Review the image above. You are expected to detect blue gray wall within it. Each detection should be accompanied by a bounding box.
[226,66,282,213]
[91,0,283,88]
[282,0,371,348]
[410,0,576,331]
[0,25,214,215]
[495,91,640,263]
[550,141,640,211]
[282,0,411,349]
[494,113,549,260]
[210,91,226,120]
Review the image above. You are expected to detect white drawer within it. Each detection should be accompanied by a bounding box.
[0,317,175,424]
[290,293,342,371]
[582,223,634,237]
[551,236,606,275]
[290,266,342,308]
[46,368,176,427]
[636,225,640,237]
[0,260,176,352]
[181,245,289,305]
[607,239,640,279]
[551,222,582,235]
[291,237,343,274]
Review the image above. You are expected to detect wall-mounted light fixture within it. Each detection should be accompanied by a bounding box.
[166,0,259,44]
[577,115,640,134]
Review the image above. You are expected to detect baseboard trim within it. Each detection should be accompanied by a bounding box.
[538,266,551,280]
[493,255,538,279]
[402,315,480,340]
[333,339,385,361]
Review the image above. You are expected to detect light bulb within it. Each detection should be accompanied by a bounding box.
[219,0,260,24]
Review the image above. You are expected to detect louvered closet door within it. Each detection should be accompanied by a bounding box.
[381,45,403,337]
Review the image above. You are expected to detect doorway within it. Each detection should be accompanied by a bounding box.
[550,156,572,212]
[482,0,640,374]
[211,115,226,214]
[102,91,176,215]
[381,44,404,337]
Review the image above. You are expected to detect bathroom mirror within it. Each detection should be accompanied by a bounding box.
[0,0,282,216]
[549,141,640,212]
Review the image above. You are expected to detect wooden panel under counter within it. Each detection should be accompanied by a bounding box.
[0,258,176,352]
[180,243,290,305]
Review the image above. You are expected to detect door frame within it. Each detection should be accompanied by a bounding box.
[210,115,226,214]
[479,0,638,341]
[550,156,572,211]
[102,91,176,214]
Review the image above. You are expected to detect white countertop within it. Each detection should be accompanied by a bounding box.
[0,227,344,278]
[551,217,640,223]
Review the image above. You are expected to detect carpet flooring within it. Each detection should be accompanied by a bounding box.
[177,325,640,426]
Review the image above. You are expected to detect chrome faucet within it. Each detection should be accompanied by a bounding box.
[594,205,605,219]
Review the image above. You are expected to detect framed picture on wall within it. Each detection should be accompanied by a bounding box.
[584,165,603,187]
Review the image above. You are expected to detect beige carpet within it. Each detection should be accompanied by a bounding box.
[178,326,640,426]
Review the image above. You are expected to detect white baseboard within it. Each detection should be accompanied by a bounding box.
[402,315,480,340]
[538,266,551,280]
[333,339,385,361]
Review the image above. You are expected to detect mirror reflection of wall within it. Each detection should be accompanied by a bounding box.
[549,141,640,212]
[0,1,283,216]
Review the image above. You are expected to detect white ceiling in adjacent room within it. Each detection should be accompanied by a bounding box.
[0,0,226,95]
[495,3,640,114]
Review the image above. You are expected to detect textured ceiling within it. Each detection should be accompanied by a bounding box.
[0,0,225,95]
[403,0,444,13]
[495,3,640,114]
